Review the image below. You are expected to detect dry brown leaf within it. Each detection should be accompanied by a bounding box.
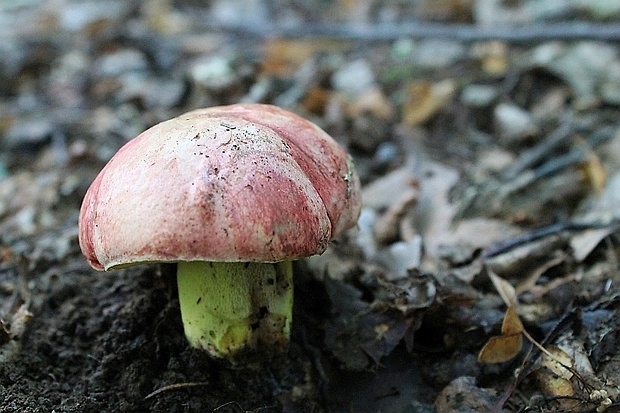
[488,269,517,307]
[262,39,350,75]
[471,41,509,76]
[501,306,524,335]
[478,306,524,363]
[143,0,191,35]
[518,302,555,324]
[402,79,456,125]
[580,150,607,193]
[515,254,565,295]
[541,345,573,380]
[346,87,395,121]
[0,247,12,262]
[536,348,575,411]
[478,334,523,364]
[302,87,331,115]
[412,161,460,263]
[537,372,574,398]
[447,218,522,252]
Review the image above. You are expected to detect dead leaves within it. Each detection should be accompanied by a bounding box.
[477,265,620,412]
[0,304,32,364]
[536,345,574,399]
[402,79,457,126]
[487,270,518,308]
[262,39,351,75]
[372,182,419,245]
[324,272,435,370]
[3,304,32,341]
[477,306,523,364]
[0,249,33,363]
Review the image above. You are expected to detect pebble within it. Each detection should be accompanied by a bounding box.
[494,102,538,143]
[461,84,499,107]
[190,55,238,91]
[410,39,465,69]
[331,59,375,97]
[94,49,149,78]
[377,236,423,279]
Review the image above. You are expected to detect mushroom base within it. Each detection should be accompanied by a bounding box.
[176,261,293,363]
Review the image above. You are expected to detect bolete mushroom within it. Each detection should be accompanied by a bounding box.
[78,104,361,364]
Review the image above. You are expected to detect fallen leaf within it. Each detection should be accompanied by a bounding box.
[359,315,410,365]
[478,334,523,364]
[346,87,395,121]
[262,39,350,75]
[471,41,509,76]
[515,253,566,295]
[580,150,607,192]
[373,184,419,244]
[478,306,524,363]
[541,345,573,380]
[570,227,615,262]
[362,166,417,210]
[412,160,461,262]
[374,272,436,314]
[488,270,517,307]
[434,376,497,413]
[302,87,331,115]
[402,79,456,125]
[537,371,574,398]
[501,306,524,335]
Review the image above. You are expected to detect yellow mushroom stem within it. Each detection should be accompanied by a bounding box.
[176,261,293,363]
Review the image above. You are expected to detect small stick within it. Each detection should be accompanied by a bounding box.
[213,400,276,412]
[501,120,574,181]
[483,220,620,259]
[195,20,620,43]
[144,381,209,400]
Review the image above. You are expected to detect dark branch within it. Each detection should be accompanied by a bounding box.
[199,20,620,43]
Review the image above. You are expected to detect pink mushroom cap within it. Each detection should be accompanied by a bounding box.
[78,104,361,270]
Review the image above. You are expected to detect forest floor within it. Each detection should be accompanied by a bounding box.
[2,1,620,412]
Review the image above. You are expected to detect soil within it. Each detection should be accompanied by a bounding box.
[3,1,620,413]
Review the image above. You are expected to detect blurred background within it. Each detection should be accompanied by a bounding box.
[2,1,620,412]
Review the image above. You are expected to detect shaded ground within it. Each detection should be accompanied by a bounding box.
[3,1,620,412]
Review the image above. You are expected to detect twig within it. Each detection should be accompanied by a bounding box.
[144,381,209,400]
[213,401,276,412]
[483,220,620,259]
[521,329,595,394]
[194,19,620,43]
[501,120,575,181]
[489,344,534,413]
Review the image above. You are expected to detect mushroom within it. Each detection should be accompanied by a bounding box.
[78,103,361,364]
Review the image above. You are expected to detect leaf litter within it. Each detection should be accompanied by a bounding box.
[2,1,620,412]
